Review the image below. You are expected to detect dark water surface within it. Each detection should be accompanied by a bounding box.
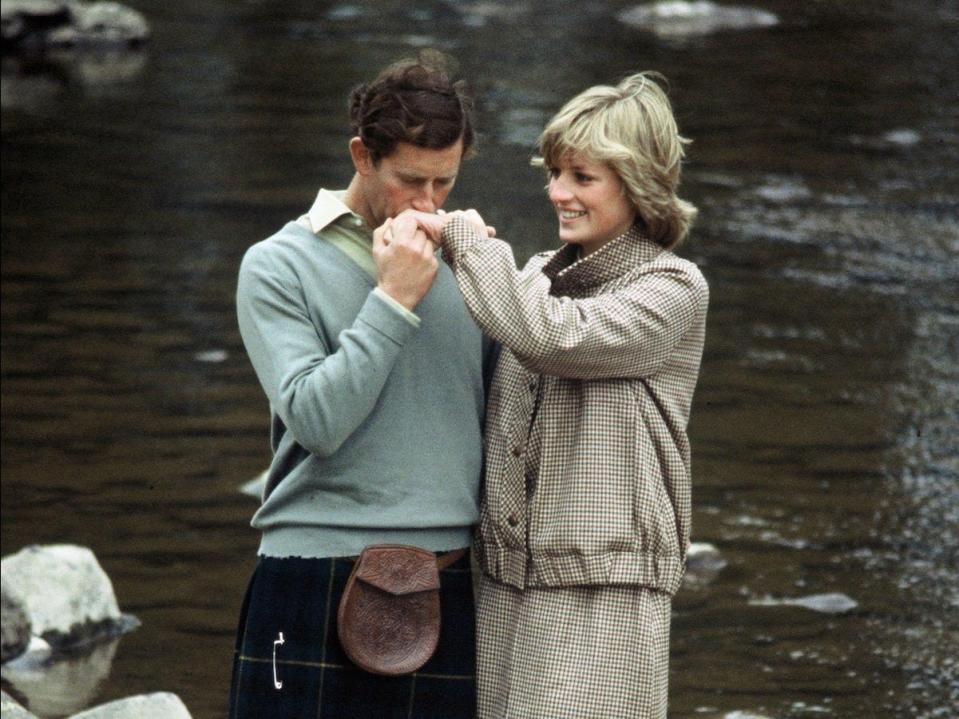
[2,1,957,717]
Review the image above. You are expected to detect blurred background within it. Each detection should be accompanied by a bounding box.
[2,1,957,717]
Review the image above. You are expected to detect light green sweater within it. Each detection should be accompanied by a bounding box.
[237,219,486,558]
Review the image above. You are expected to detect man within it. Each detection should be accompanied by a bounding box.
[229,53,490,718]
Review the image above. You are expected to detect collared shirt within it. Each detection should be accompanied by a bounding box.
[296,188,419,326]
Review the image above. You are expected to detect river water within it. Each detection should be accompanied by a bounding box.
[2,1,956,717]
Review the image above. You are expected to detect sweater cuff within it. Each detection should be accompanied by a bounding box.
[441,215,485,268]
[372,287,421,328]
[359,290,420,345]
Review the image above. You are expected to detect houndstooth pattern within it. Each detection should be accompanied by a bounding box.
[475,573,671,718]
[441,216,709,595]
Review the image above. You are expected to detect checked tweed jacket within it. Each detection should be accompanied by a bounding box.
[441,216,709,596]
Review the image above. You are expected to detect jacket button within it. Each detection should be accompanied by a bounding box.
[511,446,523,457]
[506,514,519,527]
[527,379,537,392]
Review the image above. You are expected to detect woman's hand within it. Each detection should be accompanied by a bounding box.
[397,210,446,244]
[393,209,496,246]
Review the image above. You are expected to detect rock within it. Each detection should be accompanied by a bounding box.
[1,0,70,46]
[1,0,148,50]
[754,177,813,203]
[194,349,228,363]
[0,544,137,649]
[67,692,192,719]
[749,592,859,614]
[240,470,268,499]
[47,1,149,47]
[1,0,69,46]
[684,542,727,586]
[1,584,32,663]
[1,690,40,719]
[882,128,921,147]
[617,1,778,38]
[2,638,117,718]
[11,635,53,664]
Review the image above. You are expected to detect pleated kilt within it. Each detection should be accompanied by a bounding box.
[229,552,476,719]
[476,573,672,719]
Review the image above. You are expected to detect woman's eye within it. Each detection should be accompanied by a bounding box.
[575,173,592,182]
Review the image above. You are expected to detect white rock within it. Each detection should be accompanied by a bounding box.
[1,690,40,719]
[1,584,32,663]
[0,0,68,21]
[72,1,150,40]
[749,592,858,614]
[3,0,149,48]
[684,542,727,585]
[2,639,117,718]
[68,692,192,719]
[194,349,228,363]
[883,128,921,146]
[688,541,722,561]
[1,545,122,647]
[754,178,813,203]
[617,1,778,38]
[4,636,52,667]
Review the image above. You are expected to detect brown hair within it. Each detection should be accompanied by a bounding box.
[348,50,475,164]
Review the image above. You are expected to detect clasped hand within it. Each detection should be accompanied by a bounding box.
[372,209,495,311]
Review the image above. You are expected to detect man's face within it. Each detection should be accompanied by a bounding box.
[352,138,464,227]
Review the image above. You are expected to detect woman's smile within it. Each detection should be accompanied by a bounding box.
[547,153,635,256]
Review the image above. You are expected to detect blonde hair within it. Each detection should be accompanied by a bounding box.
[535,72,697,248]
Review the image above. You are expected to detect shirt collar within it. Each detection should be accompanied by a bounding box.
[543,224,664,297]
[303,188,366,234]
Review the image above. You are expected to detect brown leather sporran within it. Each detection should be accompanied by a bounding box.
[336,544,442,676]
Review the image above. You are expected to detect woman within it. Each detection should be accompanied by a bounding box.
[386,71,708,718]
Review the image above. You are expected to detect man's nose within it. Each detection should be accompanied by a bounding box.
[411,184,436,213]
[548,176,572,204]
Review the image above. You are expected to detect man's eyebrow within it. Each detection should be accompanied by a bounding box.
[397,170,458,182]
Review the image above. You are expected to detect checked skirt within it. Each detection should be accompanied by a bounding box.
[476,573,672,719]
[229,552,476,719]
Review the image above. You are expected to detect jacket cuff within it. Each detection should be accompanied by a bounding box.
[440,215,485,268]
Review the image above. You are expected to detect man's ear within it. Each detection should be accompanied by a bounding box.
[349,137,374,176]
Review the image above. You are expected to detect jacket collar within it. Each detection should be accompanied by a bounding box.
[543,224,663,297]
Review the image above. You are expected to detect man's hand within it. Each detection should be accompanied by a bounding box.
[373,214,438,311]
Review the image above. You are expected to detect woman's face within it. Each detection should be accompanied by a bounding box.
[547,153,636,256]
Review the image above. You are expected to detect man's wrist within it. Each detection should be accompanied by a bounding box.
[373,286,421,327]
[375,284,418,313]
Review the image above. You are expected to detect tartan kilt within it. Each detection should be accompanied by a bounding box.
[476,573,672,719]
[229,552,477,719]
